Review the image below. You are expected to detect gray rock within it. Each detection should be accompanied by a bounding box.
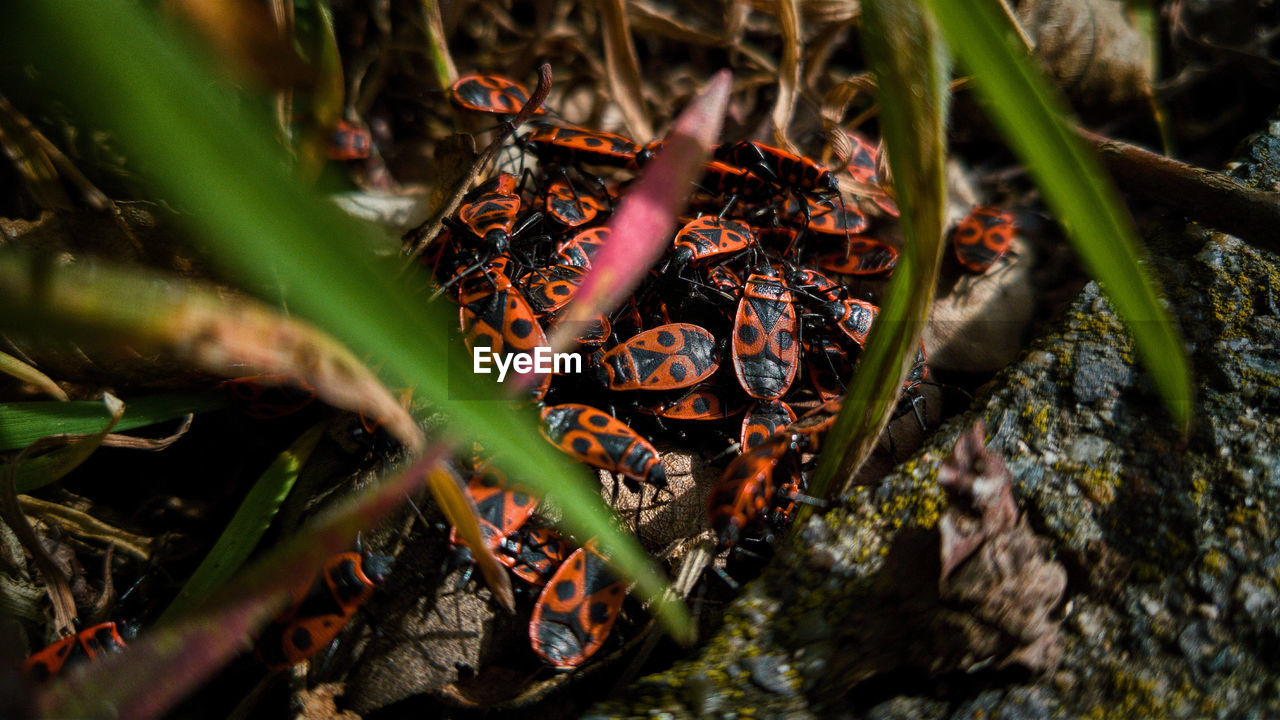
[588,110,1280,720]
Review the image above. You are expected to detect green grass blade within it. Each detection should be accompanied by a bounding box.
[1,2,686,643]
[808,0,951,501]
[6,394,124,493]
[0,393,223,452]
[157,424,323,624]
[919,0,1192,427]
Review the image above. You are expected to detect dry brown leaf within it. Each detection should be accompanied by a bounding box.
[935,422,1067,672]
[771,0,803,152]
[803,13,859,89]
[724,1,751,51]
[799,0,860,25]
[627,1,721,47]
[819,73,877,164]
[1016,0,1153,112]
[295,682,362,720]
[600,0,653,141]
[818,423,1066,698]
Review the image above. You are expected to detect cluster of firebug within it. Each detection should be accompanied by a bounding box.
[415,72,959,669]
[37,72,1018,682]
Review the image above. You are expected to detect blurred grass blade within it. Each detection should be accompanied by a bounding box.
[0,350,68,400]
[808,0,951,502]
[2,1,687,649]
[420,0,458,91]
[157,424,324,624]
[40,443,449,720]
[549,69,731,353]
[4,394,124,494]
[0,394,223,453]
[920,0,1191,427]
[0,250,423,453]
[293,0,346,181]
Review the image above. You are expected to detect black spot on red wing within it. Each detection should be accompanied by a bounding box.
[657,330,676,346]
[692,397,710,413]
[552,284,572,297]
[509,318,533,339]
[290,627,314,651]
[587,412,609,427]
[670,363,687,381]
[554,579,576,601]
[747,430,765,446]
[28,662,52,683]
[571,437,592,454]
[513,491,531,506]
[738,325,759,344]
[589,600,612,623]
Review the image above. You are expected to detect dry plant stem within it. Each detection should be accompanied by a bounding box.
[99,414,194,450]
[403,64,552,262]
[2,447,77,634]
[997,0,1036,52]
[89,545,116,623]
[1080,128,1280,253]
[0,349,68,401]
[18,495,152,562]
[0,397,123,634]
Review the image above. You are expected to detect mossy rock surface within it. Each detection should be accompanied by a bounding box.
[588,115,1280,720]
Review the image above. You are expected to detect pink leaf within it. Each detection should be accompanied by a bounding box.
[544,70,732,355]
